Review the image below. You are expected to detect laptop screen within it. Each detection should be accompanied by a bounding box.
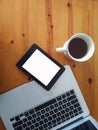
[70,120,97,130]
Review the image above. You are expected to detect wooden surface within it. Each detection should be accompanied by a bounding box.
[0,0,98,129]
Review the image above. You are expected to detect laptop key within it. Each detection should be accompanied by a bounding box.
[62,93,66,99]
[30,125,35,129]
[10,118,14,122]
[56,95,62,101]
[32,113,36,118]
[27,116,32,120]
[39,126,44,129]
[70,90,75,94]
[23,123,27,128]
[66,91,70,97]
[74,103,80,108]
[26,127,30,130]
[19,113,24,117]
[14,125,22,130]
[24,111,29,117]
[71,98,78,104]
[15,116,20,121]
[29,109,34,115]
[12,120,22,128]
[23,118,27,123]
[32,119,36,124]
[67,95,76,101]
[39,120,44,125]
[27,121,32,126]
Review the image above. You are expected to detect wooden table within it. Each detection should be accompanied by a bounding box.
[0,0,98,129]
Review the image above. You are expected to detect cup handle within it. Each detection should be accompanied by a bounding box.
[56,40,69,53]
[56,47,66,52]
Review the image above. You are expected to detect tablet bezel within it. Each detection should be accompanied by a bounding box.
[16,44,65,90]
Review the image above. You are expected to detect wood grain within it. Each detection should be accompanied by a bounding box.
[0,0,98,129]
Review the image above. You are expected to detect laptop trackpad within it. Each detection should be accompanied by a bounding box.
[21,81,54,108]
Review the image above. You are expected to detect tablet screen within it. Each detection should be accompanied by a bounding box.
[22,49,60,86]
[16,44,65,90]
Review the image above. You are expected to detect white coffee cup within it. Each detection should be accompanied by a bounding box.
[56,33,95,62]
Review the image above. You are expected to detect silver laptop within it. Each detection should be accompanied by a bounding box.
[0,65,98,130]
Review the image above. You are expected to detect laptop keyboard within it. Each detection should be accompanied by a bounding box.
[10,89,83,130]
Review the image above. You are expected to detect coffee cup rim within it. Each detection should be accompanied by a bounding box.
[64,33,95,62]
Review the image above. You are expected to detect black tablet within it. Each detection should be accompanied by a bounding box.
[16,44,65,90]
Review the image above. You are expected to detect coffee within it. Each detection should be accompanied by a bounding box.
[68,38,88,59]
